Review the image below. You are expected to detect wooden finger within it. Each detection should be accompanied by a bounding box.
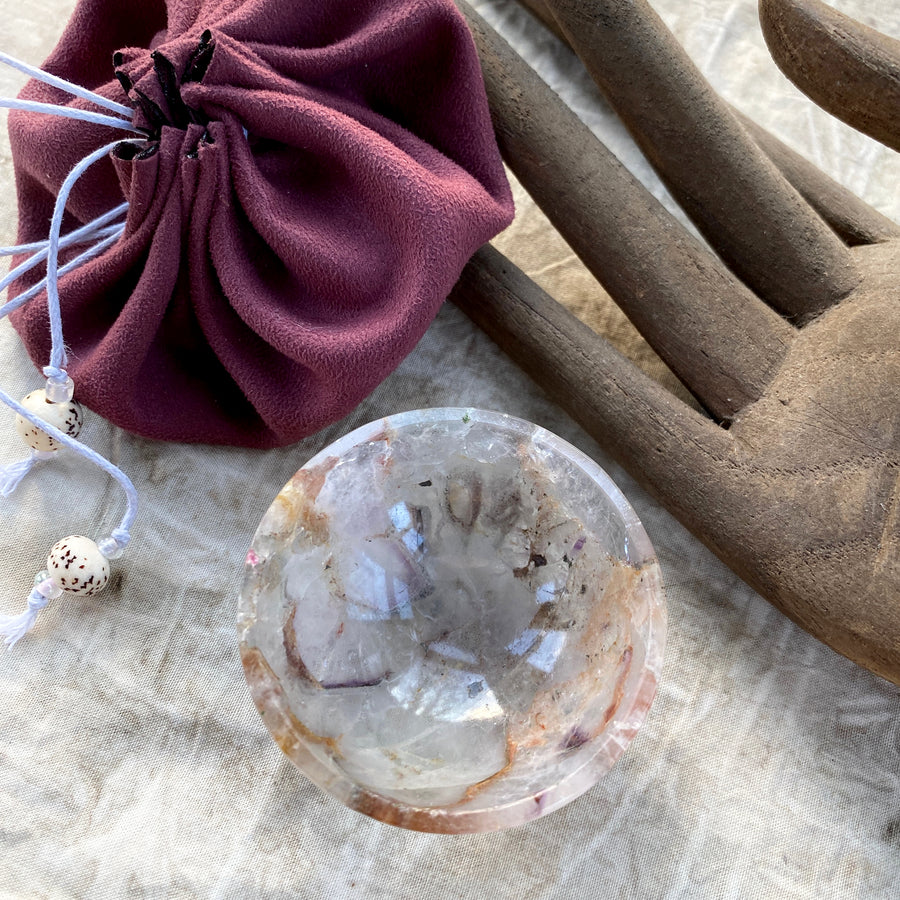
[457,0,793,421]
[533,0,861,322]
[520,0,900,247]
[735,111,900,246]
[760,0,900,153]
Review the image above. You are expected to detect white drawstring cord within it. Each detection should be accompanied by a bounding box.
[0,48,133,117]
[0,49,144,646]
[0,204,128,297]
[0,98,144,133]
[0,225,126,319]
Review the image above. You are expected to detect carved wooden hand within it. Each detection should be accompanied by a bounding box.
[451,0,900,683]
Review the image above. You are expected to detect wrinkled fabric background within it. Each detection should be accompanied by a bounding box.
[1,1,899,897]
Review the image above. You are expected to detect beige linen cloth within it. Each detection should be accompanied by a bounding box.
[1,1,899,897]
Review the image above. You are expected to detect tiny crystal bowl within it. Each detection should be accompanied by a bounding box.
[238,409,666,833]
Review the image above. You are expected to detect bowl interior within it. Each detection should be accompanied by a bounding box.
[238,409,665,833]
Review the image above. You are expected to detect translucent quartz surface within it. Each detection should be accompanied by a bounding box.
[238,410,665,832]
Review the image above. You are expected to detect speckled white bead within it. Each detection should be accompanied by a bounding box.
[46,535,110,596]
[14,389,84,453]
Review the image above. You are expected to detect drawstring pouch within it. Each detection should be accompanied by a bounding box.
[0,0,513,645]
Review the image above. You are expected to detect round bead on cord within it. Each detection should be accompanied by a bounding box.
[0,533,128,647]
[15,386,84,452]
[0,373,84,496]
[47,535,112,596]
[0,51,143,649]
[0,382,138,647]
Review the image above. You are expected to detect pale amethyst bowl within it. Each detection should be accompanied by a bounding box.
[238,409,665,832]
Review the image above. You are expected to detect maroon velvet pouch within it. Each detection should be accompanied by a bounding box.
[7,0,513,447]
